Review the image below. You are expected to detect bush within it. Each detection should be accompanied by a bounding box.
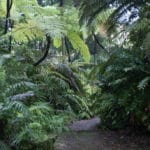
[0,57,90,149]
[91,49,150,130]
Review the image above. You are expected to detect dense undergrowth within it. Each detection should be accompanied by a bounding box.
[90,49,150,130]
[0,55,91,149]
[0,0,150,149]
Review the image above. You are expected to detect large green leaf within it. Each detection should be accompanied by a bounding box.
[68,32,90,62]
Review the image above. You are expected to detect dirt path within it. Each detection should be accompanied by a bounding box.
[55,118,150,150]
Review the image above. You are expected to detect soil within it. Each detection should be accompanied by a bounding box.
[54,118,150,150]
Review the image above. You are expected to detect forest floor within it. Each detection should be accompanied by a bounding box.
[55,118,150,150]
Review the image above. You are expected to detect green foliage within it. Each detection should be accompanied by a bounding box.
[130,4,150,51]
[0,141,11,150]
[0,66,5,85]
[91,49,150,129]
[10,21,45,42]
[79,0,148,26]
[0,54,91,149]
[92,93,128,129]
[0,100,71,150]
[53,38,62,48]
[0,0,91,62]
[0,1,150,150]
[68,32,90,62]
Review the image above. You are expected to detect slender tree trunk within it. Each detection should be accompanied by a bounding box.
[4,0,13,34]
[64,37,71,62]
[59,0,64,7]
[94,38,97,65]
[93,34,106,51]
[4,0,13,52]
[8,35,12,52]
[61,37,65,62]
[33,34,51,66]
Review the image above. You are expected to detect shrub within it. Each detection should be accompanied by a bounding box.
[91,49,150,130]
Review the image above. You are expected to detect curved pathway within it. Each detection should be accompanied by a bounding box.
[55,118,150,150]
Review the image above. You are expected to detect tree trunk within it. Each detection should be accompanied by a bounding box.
[33,34,51,66]
[4,0,13,34]
[64,37,71,62]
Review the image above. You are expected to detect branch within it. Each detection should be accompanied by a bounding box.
[93,34,107,51]
[33,34,51,66]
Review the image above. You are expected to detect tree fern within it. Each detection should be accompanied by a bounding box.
[1,0,91,62]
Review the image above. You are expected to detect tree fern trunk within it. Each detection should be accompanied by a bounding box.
[4,0,13,34]
[59,0,64,7]
[93,34,106,51]
[64,37,71,62]
[33,34,51,66]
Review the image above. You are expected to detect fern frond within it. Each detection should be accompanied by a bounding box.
[138,77,150,90]
[2,101,29,116]
[29,102,53,114]
[5,81,36,95]
[68,32,90,62]
[11,21,45,42]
